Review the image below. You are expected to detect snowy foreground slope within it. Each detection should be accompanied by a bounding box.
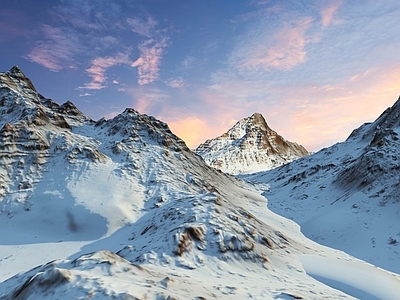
[0,67,400,299]
[241,96,400,275]
[195,113,308,175]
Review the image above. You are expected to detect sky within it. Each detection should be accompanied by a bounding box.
[1,0,400,152]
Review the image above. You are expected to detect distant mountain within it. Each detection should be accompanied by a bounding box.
[241,96,400,274]
[195,113,308,174]
[1,67,399,299]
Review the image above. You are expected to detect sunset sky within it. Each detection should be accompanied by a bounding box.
[1,0,400,151]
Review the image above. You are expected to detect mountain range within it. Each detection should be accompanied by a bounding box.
[0,66,400,299]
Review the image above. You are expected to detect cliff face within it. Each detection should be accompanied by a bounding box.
[195,113,308,174]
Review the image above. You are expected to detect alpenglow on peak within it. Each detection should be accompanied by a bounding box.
[195,113,308,174]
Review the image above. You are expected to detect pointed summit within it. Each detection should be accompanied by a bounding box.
[226,113,272,139]
[195,113,308,174]
[8,65,37,92]
[9,65,26,77]
[0,66,37,92]
[249,113,271,129]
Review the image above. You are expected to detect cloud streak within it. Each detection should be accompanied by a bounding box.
[131,38,168,85]
[166,77,186,89]
[27,25,82,71]
[26,1,169,88]
[127,17,157,37]
[81,53,131,90]
[321,1,342,27]
[127,15,169,86]
[240,17,314,71]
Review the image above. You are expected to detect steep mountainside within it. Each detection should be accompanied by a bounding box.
[195,113,308,174]
[1,67,399,299]
[241,96,400,274]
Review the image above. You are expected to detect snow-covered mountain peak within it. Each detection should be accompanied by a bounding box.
[2,65,37,92]
[196,113,308,174]
[95,107,189,152]
[225,113,272,140]
[0,67,92,130]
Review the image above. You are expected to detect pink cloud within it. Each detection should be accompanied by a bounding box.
[126,14,169,85]
[350,68,374,82]
[131,38,168,85]
[27,25,81,72]
[242,17,314,71]
[321,1,342,27]
[80,53,131,90]
[27,48,64,72]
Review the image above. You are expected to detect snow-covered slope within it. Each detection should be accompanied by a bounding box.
[195,113,308,174]
[1,67,399,299]
[241,96,400,274]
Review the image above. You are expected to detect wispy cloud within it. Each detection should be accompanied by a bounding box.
[127,17,157,37]
[25,1,168,88]
[80,53,131,90]
[166,77,186,89]
[240,17,314,71]
[79,92,92,97]
[350,68,374,82]
[27,25,82,71]
[127,14,169,85]
[52,1,124,31]
[131,38,168,85]
[180,56,197,70]
[321,1,342,27]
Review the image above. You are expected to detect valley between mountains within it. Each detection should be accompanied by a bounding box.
[0,66,399,299]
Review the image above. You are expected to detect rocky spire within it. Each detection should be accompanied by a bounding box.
[6,65,37,92]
